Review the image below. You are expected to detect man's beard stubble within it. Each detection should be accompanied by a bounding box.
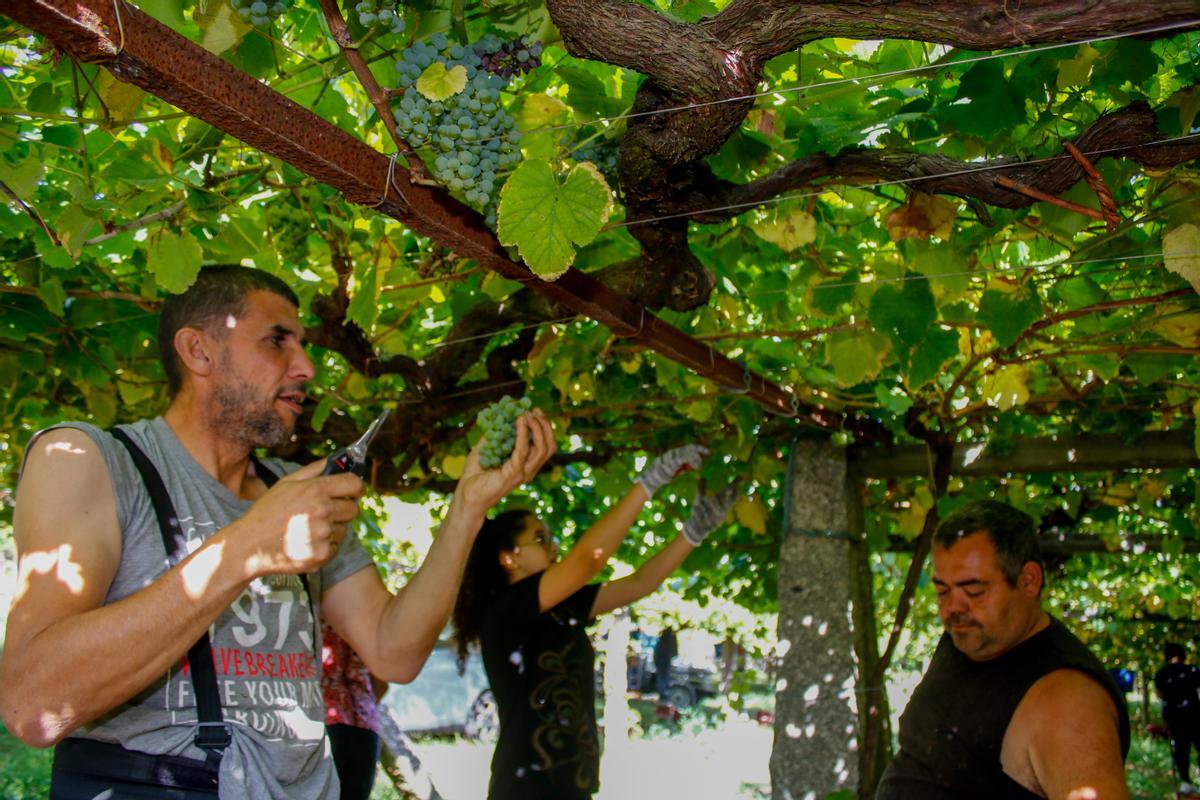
[213,369,293,450]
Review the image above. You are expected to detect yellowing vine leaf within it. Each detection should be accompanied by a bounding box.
[98,72,146,127]
[416,63,468,101]
[886,191,958,241]
[518,93,570,129]
[734,497,768,535]
[825,329,891,387]
[1151,306,1200,348]
[752,210,817,251]
[196,1,249,55]
[1056,44,1100,88]
[442,454,466,479]
[1163,223,1200,293]
[980,365,1030,411]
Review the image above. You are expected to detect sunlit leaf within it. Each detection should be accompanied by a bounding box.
[497,160,613,279]
[1163,223,1200,293]
[416,62,469,101]
[147,230,203,294]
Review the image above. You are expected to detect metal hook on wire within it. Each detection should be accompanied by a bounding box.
[364,153,400,209]
[110,0,128,56]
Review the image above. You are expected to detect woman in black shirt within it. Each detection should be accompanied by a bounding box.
[451,445,738,800]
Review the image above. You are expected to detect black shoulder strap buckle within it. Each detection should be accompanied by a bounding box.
[194,721,233,752]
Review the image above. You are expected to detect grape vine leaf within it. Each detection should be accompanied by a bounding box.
[1163,222,1200,292]
[416,63,468,101]
[978,283,1043,347]
[55,205,99,258]
[825,328,890,387]
[147,230,203,294]
[868,273,937,352]
[196,1,248,55]
[36,277,66,316]
[442,453,467,480]
[347,263,380,329]
[936,60,1027,138]
[906,326,960,388]
[885,192,958,241]
[734,496,768,535]
[980,365,1030,411]
[752,210,816,252]
[497,160,613,280]
[1056,44,1101,88]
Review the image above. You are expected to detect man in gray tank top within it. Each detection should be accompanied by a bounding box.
[0,266,556,799]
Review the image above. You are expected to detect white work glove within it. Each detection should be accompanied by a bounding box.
[681,483,741,546]
[635,444,707,499]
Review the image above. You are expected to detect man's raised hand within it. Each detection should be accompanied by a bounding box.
[233,458,364,579]
[456,409,556,514]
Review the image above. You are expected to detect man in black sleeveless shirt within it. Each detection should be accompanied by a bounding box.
[877,500,1130,800]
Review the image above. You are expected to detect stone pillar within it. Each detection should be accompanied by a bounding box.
[771,440,858,800]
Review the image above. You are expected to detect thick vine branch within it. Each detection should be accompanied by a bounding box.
[707,0,1200,64]
[677,100,1200,223]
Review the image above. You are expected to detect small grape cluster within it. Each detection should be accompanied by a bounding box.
[475,395,532,469]
[573,135,620,182]
[265,204,311,265]
[474,35,543,79]
[393,33,522,219]
[231,0,290,27]
[354,0,405,35]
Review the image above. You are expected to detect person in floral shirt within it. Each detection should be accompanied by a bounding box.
[321,624,386,800]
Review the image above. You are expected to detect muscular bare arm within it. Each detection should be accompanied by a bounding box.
[0,428,361,747]
[323,411,556,683]
[1003,668,1129,800]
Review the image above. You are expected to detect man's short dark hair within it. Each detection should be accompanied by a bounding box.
[158,265,299,397]
[1165,642,1186,662]
[934,499,1043,588]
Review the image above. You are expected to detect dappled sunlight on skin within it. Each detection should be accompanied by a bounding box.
[180,539,225,599]
[1067,787,1099,800]
[42,440,87,457]
[18,545,86,596]
[284,513,318,560]
[224,314,238,329]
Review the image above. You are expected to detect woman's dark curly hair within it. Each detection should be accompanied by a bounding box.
[451,509,534,674]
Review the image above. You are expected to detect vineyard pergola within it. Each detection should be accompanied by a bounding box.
[2,1,1199,798]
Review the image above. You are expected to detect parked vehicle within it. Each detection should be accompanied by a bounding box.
[383,632,723,741]
[380,643,498,740]
[627,632,720,707]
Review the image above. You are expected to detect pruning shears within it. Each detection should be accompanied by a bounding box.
[322,409,390,477]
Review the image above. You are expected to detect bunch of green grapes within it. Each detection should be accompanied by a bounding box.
[354,0,405,35]
[265,203,311,265]
[231,0,290,27]
[475,395,532,468]
[392,33,522,222]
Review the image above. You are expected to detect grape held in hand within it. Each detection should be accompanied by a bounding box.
[475,395,533,468]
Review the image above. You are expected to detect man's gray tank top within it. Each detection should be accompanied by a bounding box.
[30,417,374,800]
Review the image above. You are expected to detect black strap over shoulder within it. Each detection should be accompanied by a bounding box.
[110,428,231,764]
[250,455,314,613]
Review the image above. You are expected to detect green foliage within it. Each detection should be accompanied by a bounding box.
[1,1,1198,632]
[0,723,51,799]
[497,159,613,278]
